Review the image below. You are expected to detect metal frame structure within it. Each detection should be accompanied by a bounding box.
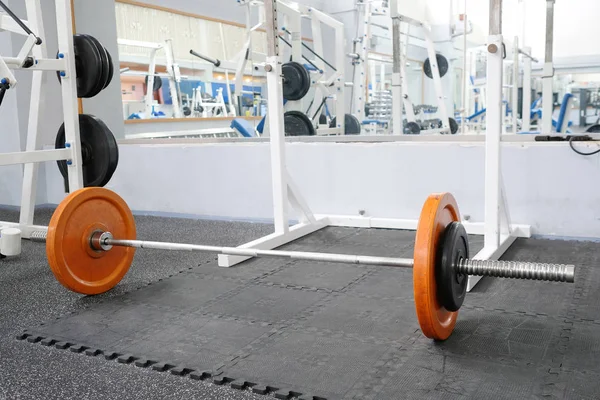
[353,0,451,135]
[237,0,346,136]
[463,39,536,134]
[190,86,228,118]
[0,0,83,238]
[118,38,183,118]
[541,0,554,133]
[219,0,531,292]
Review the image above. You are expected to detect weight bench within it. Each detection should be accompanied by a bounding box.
[527,93,573,134]
[230,118,257,138]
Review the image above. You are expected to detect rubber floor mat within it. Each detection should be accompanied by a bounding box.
[19,228,600,399]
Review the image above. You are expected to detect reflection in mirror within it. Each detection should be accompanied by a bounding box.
[113,1,475,139]
[115,0,267,139]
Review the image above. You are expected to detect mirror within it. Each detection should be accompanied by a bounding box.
[114,1,267,138]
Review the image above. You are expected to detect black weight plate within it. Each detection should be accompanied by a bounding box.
[436,222,469,312]
[449,117,459,134]
[282,62,310,101]
[145,75,163,92]
[284,111,316,136]
[404,121,421,135]
[55,114,119,188]
[423,54,449,79]
[344,114,361,135]
[104,46,114,90]
[586,124,600,133]
[329,114,362,135]
[183,106,192,116]
[85,35,110,98]
[58,34,104,98]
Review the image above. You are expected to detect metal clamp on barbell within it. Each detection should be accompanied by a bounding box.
[42,188,576,341]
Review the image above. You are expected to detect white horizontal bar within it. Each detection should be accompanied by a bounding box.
[111,237,413,267]
[218,217,328,267]
[321,215,531,238]
[118,38,163,49]
[125,128,236,140]
[322,215,417,229]
[420,128,451,135]
[2,58,66,71]
[316,127,343,135]
[0,14,28,35]
[118,134,600,145]
[462,221,531,237]
[0,221,47,239]
[0,148,71,167]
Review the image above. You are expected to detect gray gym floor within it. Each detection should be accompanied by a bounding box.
[1,207,600,399]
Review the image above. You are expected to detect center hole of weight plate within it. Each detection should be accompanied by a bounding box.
[89,230,113,252]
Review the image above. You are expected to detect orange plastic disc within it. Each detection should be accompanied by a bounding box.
[413,193,461,340]
[46,187,136,295]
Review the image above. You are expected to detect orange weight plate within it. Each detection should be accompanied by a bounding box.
[46,187,136,295]
[413,193,461,340]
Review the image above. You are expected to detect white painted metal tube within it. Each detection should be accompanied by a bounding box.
[107,238,416,268]
[103,236,575,282]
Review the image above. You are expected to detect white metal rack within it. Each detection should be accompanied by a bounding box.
[354,1,451,135]
[237,0,346,135]
[0,0,83,238]
[118,38,183,119]
[219,0,531,293]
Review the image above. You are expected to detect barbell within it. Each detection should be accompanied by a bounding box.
[39,188,575,341]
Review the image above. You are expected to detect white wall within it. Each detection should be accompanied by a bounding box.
[457,0,600,62]
[74,0,125,139]
[42,141,600,239]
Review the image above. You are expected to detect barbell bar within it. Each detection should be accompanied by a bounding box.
[40,187,575,341]
[100,236,574,282]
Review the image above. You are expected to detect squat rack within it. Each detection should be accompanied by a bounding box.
[352,0,452,135]
[218,0,529,292]
[0,0,83,238]
[237,0,347,135]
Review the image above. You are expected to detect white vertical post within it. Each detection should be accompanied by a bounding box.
[310,12,324,121]
[353,0,370,122]
[522,46,532,131]
[289,12,302,62]
[390,0,403,135]
[333,14,345,135]
[484,0,503,249]
[145,48,157,117]
[461,1,467,134]
[400,64,416,122]
[219,23,236,117]
[512,36,519,134]
[542,0,554,133]
[288,4,301,107]
[55,0,83,191]
[264,0,289,234]
[19,0,46,227]
[164,40,181,118]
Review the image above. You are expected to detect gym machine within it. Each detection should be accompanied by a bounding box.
[237,0,357,136]
[354,0,458,135]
